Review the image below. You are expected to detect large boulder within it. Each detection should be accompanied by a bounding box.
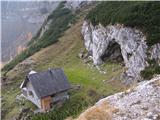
[75,75,160,120]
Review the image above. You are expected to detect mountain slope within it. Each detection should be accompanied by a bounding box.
[2,1,75,73]
[2,4,126,120]
[2,1,160,120]
[1,1,59,63]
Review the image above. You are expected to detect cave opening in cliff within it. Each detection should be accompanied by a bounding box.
[101,40,124,63]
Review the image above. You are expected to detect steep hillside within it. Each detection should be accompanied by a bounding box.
[1,2,126,120]
[1,1,59,63]
[2,1,75,73]
[2,1,160,120]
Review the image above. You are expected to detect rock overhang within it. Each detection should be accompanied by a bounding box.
[82,21,149,83]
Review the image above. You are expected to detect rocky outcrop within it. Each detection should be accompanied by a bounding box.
[65,0,92,11]
[38,19,52,39]
[75,75,160,120]
[82,21,148,83]
[150,43,160,65]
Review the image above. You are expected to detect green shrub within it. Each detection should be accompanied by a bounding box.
[141,67,155,80]
[141,59,160,79]
[86,1,160,46]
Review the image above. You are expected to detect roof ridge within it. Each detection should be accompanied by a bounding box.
[21,68,70,98]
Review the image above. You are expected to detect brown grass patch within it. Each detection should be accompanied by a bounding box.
[74,101,118,120]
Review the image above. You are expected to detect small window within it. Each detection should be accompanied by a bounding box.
[28,91,34,97]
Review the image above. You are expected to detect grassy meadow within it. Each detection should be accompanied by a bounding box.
[1,18,125,120]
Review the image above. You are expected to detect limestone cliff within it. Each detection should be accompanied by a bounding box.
[150,43,160,65]
[81,21,160,83]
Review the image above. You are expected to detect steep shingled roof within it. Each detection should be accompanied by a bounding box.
[21,68,71,98]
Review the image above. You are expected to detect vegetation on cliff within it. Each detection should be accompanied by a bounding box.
[2,1,75,73]
[86,1,160,46]
[141,59,160,79]
[86,1,160,79]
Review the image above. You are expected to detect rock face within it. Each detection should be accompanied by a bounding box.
[65,0,92,11]
[150,43,160,65]
[38,19,52,39]
[76,75,160,120]
[82,21,148,83]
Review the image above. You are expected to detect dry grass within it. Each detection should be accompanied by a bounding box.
[31,19,84,70]
[68,101,118,120]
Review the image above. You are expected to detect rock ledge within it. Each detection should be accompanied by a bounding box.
[76,75,160,120]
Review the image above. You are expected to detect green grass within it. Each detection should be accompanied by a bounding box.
[141,59,160,79]
[29,18,124,120]
[2,2,160,119]
[32,63,123,120]
[1,79,37,120]
[2,18,125,120]
[86,1,160,46]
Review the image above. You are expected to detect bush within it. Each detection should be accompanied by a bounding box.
[86,1,160,46]
[141,59,160,79]
[141,67,155,80]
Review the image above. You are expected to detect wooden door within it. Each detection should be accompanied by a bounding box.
[41,96,52,111]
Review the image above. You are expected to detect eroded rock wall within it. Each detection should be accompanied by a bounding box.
[150,43,160,65]
[82,21,148,83]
